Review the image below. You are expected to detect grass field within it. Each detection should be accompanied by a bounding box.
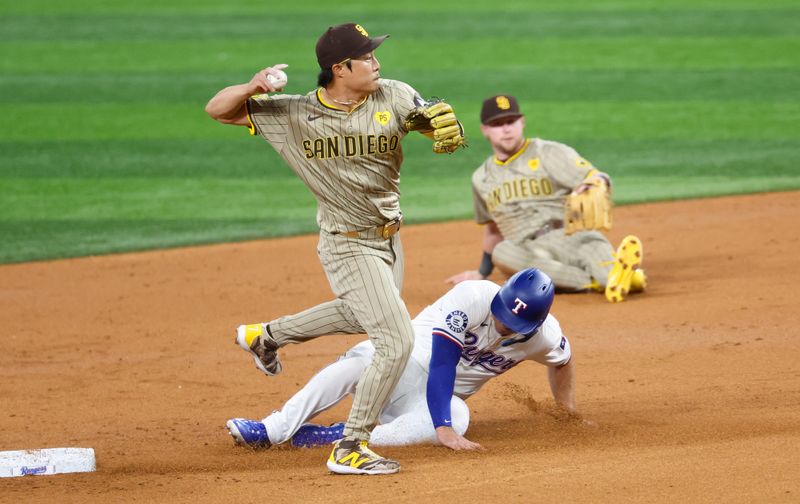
[1,0,798,263]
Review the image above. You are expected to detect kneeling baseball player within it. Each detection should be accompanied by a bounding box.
[446,95,646,303]
[227,268,579,461]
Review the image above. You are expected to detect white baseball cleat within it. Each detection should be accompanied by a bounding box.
[235,323,282,376]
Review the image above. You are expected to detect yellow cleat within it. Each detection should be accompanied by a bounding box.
[327,439,400,475]
[630,269,647,292]
[583,277,604,293]
[605,235,643,303]
[235,323,282,376]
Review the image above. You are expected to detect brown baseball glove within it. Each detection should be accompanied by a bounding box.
[564,178,612,235]
[404,98,466,154]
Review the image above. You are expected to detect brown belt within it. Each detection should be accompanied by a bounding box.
[341,215,403,240]
[531,219,564,240]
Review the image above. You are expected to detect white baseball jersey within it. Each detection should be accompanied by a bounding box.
[411,280,571,398]
[260,279,571,447]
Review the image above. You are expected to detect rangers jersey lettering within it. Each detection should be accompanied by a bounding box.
[412,280,571,398]
[461,331,519,373]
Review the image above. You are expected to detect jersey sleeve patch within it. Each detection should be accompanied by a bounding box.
[552,335,571,367]
[445,310,468,333]
[575,156,593,169]
[374,111,391,126]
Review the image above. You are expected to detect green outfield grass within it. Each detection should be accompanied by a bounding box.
[1,0,798,263]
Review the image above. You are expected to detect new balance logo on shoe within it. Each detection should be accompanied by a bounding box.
[327,439,400,475]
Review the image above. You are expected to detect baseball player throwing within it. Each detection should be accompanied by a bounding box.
[226,268,579,457]
[447,95,646,303]
[205,23,464,475]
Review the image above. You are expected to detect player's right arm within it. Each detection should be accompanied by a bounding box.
[548,358,577,414]
[205,65,287,126]
[528,316,588,421]
[427,335,483,451]
[426,283,490,450]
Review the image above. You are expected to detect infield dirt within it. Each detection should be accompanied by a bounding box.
[2,191,799,503]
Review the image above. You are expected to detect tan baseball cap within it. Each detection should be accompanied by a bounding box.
[480,95,523,125]
[315,23,389,69]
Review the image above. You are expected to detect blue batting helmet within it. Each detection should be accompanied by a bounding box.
[491,268,555,339]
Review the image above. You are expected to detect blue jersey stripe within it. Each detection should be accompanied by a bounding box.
[432,329,463,348]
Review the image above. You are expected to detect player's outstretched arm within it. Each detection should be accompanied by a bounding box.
[427,333,482,450]
[205,64,288,126]
[548,358,577,414]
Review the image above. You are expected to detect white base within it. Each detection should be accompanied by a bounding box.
[0,448,96,478]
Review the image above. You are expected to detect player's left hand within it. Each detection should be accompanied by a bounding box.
[435,426,483,451]
[575,173,611,195]
[404,99,466,154]
[564,176,612,235]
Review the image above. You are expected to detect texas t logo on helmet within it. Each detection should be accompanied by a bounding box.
[511,298,528,314]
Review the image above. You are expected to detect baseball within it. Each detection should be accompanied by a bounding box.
[266,69,288,89]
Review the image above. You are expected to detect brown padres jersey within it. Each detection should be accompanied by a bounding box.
[247,79,421,234]
[472,138,599,242]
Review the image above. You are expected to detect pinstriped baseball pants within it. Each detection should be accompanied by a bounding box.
[492,229,614,291]
[268,230,414,442]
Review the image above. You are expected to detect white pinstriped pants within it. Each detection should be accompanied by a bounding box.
[262,340,470,446]
[492,229,614,291]
[268,230,414,441]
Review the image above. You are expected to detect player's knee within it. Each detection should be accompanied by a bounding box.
[529,246,556,261]
[491,242,518,273]
[401,327,414,351]
[368,319,414,370]
[392,323,415,359]
[382,341,413,372]
[450,397,470,436]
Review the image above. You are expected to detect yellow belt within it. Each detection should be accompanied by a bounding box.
[341,216,403,240]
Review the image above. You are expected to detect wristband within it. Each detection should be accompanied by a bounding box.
[478,251,494,278]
